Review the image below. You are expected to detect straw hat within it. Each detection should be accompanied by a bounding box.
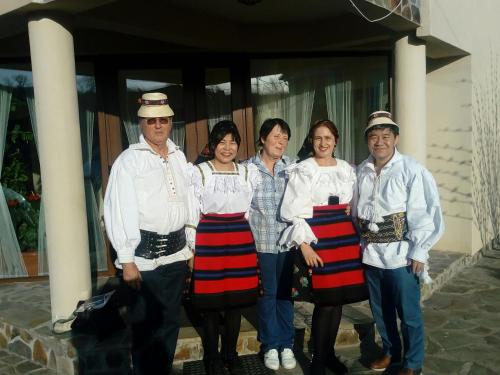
[137,92,174,118]
[365,110,398,134]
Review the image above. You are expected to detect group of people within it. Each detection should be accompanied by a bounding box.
[104,92,444,375]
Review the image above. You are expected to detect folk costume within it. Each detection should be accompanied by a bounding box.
[104,133,192,375]
[188,160,261,367]
[357,148,444,371]
[280,157,367,305]
[280,157,367,374]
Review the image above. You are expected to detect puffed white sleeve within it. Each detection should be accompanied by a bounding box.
[279,163,317,248]
[247,163,263,191]
[103,155,141,264]
[185,163,203,251]
[406,167,445,263]
[348,163,358,218]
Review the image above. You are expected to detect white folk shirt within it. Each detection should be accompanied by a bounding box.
[104,135,193,271]
[187,161,261,237]
[357,149,444,269]
[279,157,357,248]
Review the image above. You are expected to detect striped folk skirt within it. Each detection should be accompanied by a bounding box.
[292,204,368,306]
[192,213,259,311]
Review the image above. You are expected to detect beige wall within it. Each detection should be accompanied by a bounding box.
[426,56,474,253]
[421,0,500,254]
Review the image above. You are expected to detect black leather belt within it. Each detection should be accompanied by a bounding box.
[135,228,186,259]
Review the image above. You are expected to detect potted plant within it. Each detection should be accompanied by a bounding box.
[5,188,40,276]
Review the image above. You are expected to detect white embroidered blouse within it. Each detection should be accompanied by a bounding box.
[186,161,262,246]
[279,157,357,248]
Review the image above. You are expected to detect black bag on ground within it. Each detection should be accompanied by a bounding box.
[70,289,126,339]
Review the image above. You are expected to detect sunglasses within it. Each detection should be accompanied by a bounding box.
[143,117,171,125]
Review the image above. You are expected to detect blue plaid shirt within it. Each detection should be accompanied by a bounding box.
[244,153,292,254]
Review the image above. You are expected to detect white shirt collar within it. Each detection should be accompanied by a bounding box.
[130,134,179,155]
[364,148,402,172]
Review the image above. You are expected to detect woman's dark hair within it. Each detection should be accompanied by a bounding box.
[257,118,291,147]
[208,120,241,155]
[364,124,399,140]
[297,119,339,160]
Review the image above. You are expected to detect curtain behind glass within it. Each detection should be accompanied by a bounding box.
[253,75,315,159]
[25,88,48,275]
[206,89,232,131]
[0,85,28,277]
[325,68,388,164]
[122,90,141,144]
[171,121,186,150]
[79,90,107,272]
[325,76,354,163]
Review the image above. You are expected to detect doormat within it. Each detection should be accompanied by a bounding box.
[183,354,274,375]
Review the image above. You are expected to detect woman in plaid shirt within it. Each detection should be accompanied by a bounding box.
[245,118,297,371]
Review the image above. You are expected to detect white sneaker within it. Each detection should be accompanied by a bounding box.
[264,349,280,370]
[280,348,297,370]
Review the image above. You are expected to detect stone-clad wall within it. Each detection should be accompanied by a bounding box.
[0,320,77,374]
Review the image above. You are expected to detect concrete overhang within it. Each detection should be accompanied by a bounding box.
[0,0,116,17]
[0,0,422,56]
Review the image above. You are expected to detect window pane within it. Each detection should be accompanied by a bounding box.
[251,57,388,164]
[0,65,104,277]
[205,68,232,131]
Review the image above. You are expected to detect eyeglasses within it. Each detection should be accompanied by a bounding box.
[142,117,171,125]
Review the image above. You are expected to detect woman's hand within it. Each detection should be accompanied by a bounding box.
[345,204,351,216]
[300,243,324,268]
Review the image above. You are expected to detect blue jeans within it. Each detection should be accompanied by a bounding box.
[257,252,295,353]
[365,265,424,370]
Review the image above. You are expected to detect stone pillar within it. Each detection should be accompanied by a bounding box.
[28,15,91,322]
[394,35,427,164]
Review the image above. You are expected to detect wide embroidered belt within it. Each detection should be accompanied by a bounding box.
[135,228,186,259]
[359,212,407,243]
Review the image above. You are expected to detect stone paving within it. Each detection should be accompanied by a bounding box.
[295,245,500,375]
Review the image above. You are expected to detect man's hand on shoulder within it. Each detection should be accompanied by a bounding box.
[122,262,142,290]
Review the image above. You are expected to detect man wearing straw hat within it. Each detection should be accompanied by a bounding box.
[356,111,444,375]
[104,92,194,374]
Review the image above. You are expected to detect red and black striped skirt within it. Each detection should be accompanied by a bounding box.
[292,204,368,306]
[192,212,259,310]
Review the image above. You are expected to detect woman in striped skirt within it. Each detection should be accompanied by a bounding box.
[280,120,368,375]
[187,120,261,375]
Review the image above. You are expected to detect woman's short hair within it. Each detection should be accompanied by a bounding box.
[257,118,291,147]
[298,119,339,159]
[208,120,241,154]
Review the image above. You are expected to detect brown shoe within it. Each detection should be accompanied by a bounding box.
[369,355,391,371]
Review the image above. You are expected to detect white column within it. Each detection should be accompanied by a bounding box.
[394,35,427,164]
[28,15,91,322]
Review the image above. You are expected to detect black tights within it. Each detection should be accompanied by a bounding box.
[311,304,343,364]
[203,308,241,362]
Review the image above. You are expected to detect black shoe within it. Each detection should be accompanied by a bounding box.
[310,359,326,375]
[225,357,245,375]
[326,357,348,374]
[204,359,226,375]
